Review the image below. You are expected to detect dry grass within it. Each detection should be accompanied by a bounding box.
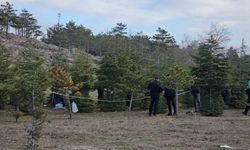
[0,109,249,150]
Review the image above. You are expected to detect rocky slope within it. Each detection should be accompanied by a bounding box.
[0,33,99,67]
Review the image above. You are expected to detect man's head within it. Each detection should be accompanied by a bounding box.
[154,76,159,81]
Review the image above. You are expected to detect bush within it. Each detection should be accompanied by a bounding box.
[179,92,193,109]
[228,86,245,109]
[200,93,224,116]
[157,96,167,114]
[99,101,126,112]
[77,98,97,113]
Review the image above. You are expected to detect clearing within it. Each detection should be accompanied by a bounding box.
[0,109,249,150]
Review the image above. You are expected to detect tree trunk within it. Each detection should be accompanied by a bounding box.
[129,92,133,111]
[175,87,178,116]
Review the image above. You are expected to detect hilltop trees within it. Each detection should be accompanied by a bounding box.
[192,36,229,116]
[0,2,16,35]
[42,21,93,49]
[0,2,41,37]
[13,9,42,38]
[153,27,178,49]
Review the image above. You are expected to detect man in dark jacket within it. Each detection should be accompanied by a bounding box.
[243,74,250,115]
[191,85,201,112]
[164,87,176,116]
[147,77,162,116]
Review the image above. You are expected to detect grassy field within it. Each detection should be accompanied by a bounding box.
[0,109,249,150]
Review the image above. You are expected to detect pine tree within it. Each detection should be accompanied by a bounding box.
[96,49,143,111]
[110,22,127,36]
[192,36,229,116]
[153,27,178,49]
[8,49,50,114]
[0,2,17,35]
[0,44,11,109]
[226,47,245,108]
[161,65,194,113]
[69,54,94,96]
[51,66,73,92]
[69,54,96,112]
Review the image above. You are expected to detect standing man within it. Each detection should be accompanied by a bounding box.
[242,74,250,115]
[164,87,176,116]
[191,85,201,112]
[147,77,162,116]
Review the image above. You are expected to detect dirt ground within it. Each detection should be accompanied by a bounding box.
[0,109,250,150]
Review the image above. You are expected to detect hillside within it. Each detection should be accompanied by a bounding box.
[0,33,195,69]
[0,33,99,68]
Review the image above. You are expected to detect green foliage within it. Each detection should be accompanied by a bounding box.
[51,66,73,92]
[153,27,178,48]
[42,21,92,49]
[0,2,16,34]
[96,48,146,111]
[226,46,247,108]
[9,49,50,113]
[192,36,229,116]
[0,2,41,37]
[228,86,245,108]
[179,92,193,108]
[158,97,167,114]
[26,108,47,150]
[201,92,224,116]
[96,50,128,111]
[13,9,41,38]
[77,97,96,113]
[0,44,11,109]
[110,22,127,36]
[162,65,194,89]
[69,54,94,96]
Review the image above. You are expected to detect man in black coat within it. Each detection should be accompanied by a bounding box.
[147,77,162,116]
[164,87,176,116]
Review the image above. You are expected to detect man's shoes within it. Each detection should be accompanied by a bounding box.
[242,112,247,116]
[167,113,172,116]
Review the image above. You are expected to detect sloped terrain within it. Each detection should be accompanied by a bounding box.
[0,33,99,67]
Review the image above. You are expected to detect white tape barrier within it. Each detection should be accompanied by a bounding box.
[46,90,191,103]
[46,91,147,103]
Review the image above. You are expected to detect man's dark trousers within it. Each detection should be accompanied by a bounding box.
[243,89,250,115]
[167,96,176,115]
[149,94,159,116]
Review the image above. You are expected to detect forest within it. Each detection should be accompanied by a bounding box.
[1,1,250,115]
[1,1,250,150]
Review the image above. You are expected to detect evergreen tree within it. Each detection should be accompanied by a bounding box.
[0,2,17,35]
[153,27,178,49]
[96,50,125,111]
[225,47,245,108]
[9,49,50,113]
[69,54,94,96]
[96,47,147,111]
[161,65,194,113]
[51,66,73,93]
[0,44,11,109]
[42,21,92,49]
[43,24,64,46]
[192,36,229,116]
[110,22,127,36]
